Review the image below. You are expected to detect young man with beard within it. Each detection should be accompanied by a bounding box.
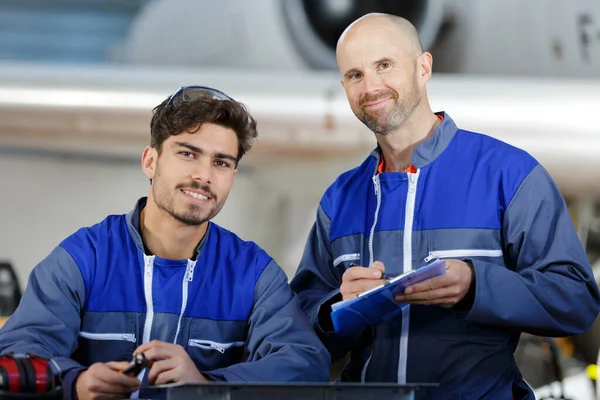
[0,86,330,399]
[290,13,600,399]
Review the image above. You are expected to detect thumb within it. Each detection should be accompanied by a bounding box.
[107,361,133,372]
[371,261,386,273]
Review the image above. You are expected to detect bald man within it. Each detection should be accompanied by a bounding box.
[291,13,600,400]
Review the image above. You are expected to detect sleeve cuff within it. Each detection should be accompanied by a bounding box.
[62,367,87,400]
[200,372,223,382]
[202,368,247,382]
[314,291,342,334]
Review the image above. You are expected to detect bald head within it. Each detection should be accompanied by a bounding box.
[336,13,423,60]
[335,13,433,135]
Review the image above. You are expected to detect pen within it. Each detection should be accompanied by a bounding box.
[381,272,396,281]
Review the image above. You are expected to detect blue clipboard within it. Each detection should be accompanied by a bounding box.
[330,259,447,335]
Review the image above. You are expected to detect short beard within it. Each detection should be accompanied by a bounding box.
[152,166,221,226]
[167,204,210,226]
[167,193,227,226]
[358,79,422,135]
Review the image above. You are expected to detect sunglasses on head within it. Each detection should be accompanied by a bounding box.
[166,85,234,107]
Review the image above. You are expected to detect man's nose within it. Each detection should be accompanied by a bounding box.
[191,159,212,183]
[361,72,384,96]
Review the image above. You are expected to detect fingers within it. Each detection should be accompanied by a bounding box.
[398,260,472,305]
[371,261,385,273]
[153,368,180,386]
[403,271,457,294]
[106,361,134,373]
[147,359,178,385]
[396,286,462,303]
[134,339,162,357]
[340,261,388,300]
[342,265,383,282]
[135,340,184,362]
[395,261,472,308]
[148,359,206,386]
[340,276,385,300]
[78,363,140,399]
[86,380,137,396]
[89,363,141,388]
[346,279,385,294]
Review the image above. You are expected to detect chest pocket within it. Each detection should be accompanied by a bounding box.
[73,311,138,366]
[425,227,504,267]
[186,320,246,372]
[333,253,360,268]
[75,331,137,365]
[424,249,503,263]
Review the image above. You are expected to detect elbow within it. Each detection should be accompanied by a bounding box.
[304,359,331,383]
[305,345,332,382]
[576,292,600,334]
[296,343,331,382]
[553,307,600,337]
[576,309,600,335]
[317,352,332,382]
[551,284,600,336]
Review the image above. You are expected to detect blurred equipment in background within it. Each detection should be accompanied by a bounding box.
[568,200,600,368]
[0,0,597,77]
[516,335,575,399]
[0,353,61,399]
[0,0,146,64]
[518,200,600,399]
[119,0,600,77]
[121,0,443,70]
[0,262,21,317]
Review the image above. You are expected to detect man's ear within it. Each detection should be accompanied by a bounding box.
[417,51,433,85]
[142,146,158,180]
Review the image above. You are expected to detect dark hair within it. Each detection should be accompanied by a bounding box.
[150,94,258,165]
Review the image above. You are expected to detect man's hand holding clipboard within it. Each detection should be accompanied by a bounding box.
[394,259,474,309]
[330,259,461,334]
[339,261,388,301]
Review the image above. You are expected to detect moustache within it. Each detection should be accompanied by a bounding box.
[176,182,217,200]
[359,90,396,107]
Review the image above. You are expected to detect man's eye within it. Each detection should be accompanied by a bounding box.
[179,151,194,158]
